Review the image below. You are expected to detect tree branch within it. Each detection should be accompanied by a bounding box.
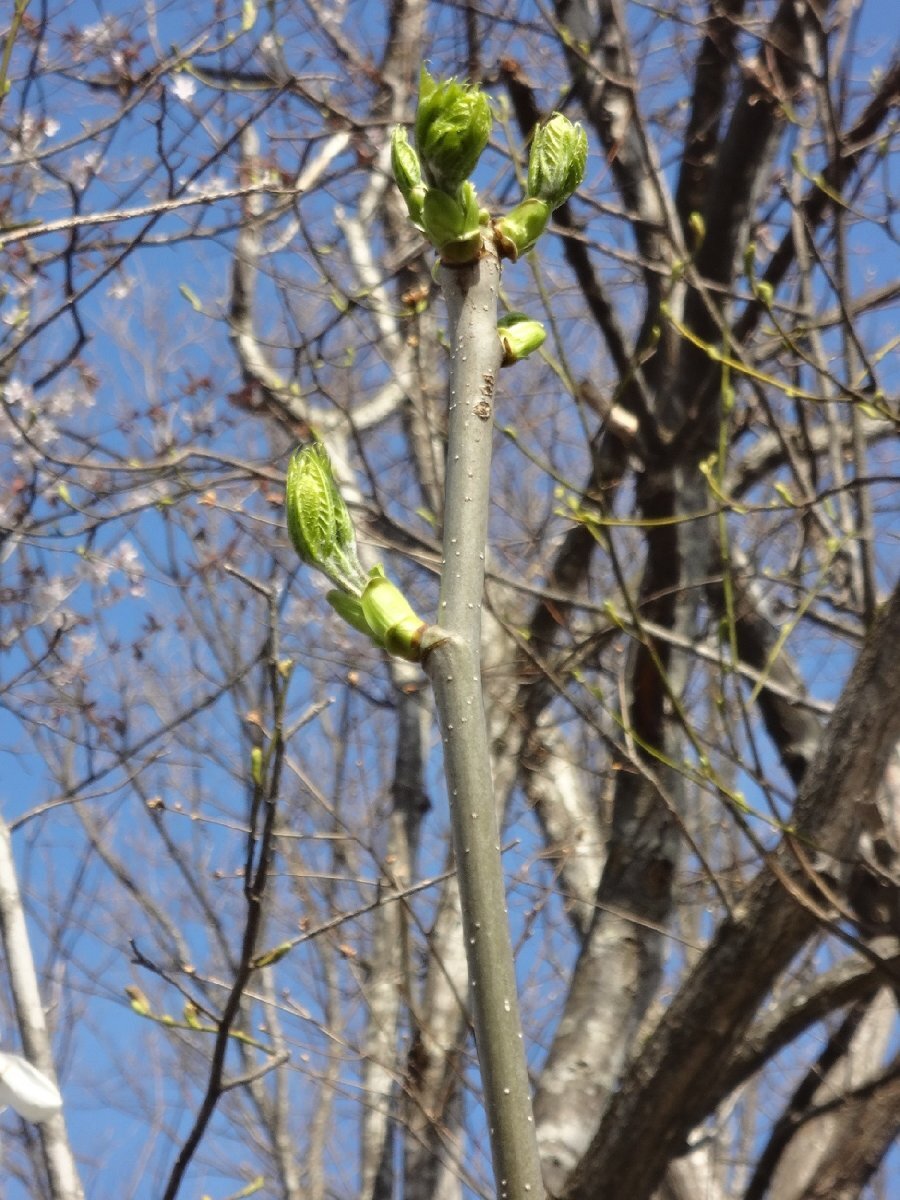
[563,579,900,1200]
[0,818,83,1200]
[421,249,544,1199]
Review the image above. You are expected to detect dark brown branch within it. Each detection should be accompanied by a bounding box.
[794,1058,900,1199]
[743,1002,868,1200]
[671,0,817,441]
[674,0,748,230]
[563,579,900,1200]
[161,601,289,1200]
[553,0,675,318]
[719,942,900,1100]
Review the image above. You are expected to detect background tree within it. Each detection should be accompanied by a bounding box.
[0,2,898,1199]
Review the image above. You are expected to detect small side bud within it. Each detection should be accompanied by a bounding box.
[250,746,263,786]
[493,197,550,261]
[126,985,151,1016]
[251,942,293,969]
[391,126,426,227]
[497,312,547,366]
[754,280,774,307]
[527,113,588,210]
[183,1002,204,1029]
[415,67,492,193]
[285,444,368,596]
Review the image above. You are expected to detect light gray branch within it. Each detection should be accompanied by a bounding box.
[421,250,543,1199]
[403,872,468,1200]
[0,817,83,1200]
[361,663,429,1200]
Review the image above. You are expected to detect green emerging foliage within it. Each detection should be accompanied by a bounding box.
[493,197,550,261]
[327,570,425,662]
[360,566,426,661]
[527,112,588,209]
[495,112,588,260]
[390,126,426,228]
[390,68,493,262]
[497,312,547,366]
[414,66,492,193]
[391,74,588,263]
[286,444,425,659]
[421,181,485,263]
[285,444,368,596]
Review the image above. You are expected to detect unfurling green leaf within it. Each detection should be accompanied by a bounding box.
[497,312,547,365]
[493,114,586,258]
[526,113,587,210]
[391,127,427,227]
[285,444,368,596]
[421,181,484,263]
[493,197,549,261]
[414,67,492,193]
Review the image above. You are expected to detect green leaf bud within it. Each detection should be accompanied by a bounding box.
[285,444,368,596]
[126,986,151,1017]
[251,942,293,969]
[422,182,483,263]
[527,113,588,210]
[327,571,426,661]
[390,126,426,227]
[184,1001,204,1029]
[360,566,426,662]
[497,312,547,366]
[415,67,492,193]
[493,197,550,261]
[754,280,774,308]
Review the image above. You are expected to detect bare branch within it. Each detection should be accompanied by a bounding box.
[563,580,900,1200]
[0,819,82,1200]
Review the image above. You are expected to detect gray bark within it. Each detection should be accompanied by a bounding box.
[0,817,83,1200]
[562,580,900,1200]
[422,248,543,1199]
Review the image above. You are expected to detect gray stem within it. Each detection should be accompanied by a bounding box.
[0,817,83,1200]
[422,250,544,1199]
